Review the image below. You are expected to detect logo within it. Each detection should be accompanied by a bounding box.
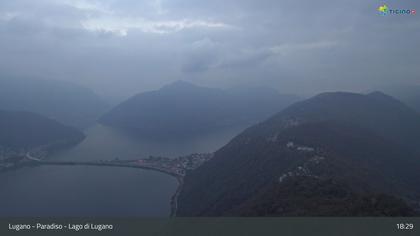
[378,4,416,15]
[378,4,389,15]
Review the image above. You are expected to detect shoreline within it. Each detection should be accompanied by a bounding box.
[170,176,184,217]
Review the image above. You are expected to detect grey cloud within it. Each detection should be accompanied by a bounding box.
[0,0,419,99]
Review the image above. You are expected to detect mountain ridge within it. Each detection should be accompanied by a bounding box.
[0,110,85,161]
[177,91,420,216]
[0,77,109,129]
[99,81,300,139]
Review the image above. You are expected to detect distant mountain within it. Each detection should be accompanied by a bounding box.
[177,91,420,216]
[99,81,299,139]
[380,85,420,113]
[0,110,85,151]
[260,91,420,152]
[0,77,109,129]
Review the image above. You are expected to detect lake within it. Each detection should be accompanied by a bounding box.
[0,124,245,216]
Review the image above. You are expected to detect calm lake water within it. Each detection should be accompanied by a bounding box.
[0,124,245,217]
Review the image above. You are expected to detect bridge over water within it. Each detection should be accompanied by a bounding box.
[37,160,183,178]
[24,152,184,177]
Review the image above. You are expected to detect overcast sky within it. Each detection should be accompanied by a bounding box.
[0,0,419,100]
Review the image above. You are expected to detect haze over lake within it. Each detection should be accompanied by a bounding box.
[1,0,419,221]
[0,124,244,216]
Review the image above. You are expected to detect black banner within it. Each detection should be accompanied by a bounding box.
[0,217,419,236]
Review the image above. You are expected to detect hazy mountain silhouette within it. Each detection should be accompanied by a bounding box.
[0,110,85,150]
[177,92,420,216]
[0,77,109,129]
[381,85,420,114]
[99,81,299,139]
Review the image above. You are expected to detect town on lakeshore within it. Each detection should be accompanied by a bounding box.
[0,147,213,178]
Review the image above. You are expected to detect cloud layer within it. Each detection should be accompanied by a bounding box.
[0,0,419,99]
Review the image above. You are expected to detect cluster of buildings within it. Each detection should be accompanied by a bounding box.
[278,155,325,183]
[132,153,214,177]
[0,147,26,171]
[175,153,214,170]
[0,146,46,172]
[286,141,315,152]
